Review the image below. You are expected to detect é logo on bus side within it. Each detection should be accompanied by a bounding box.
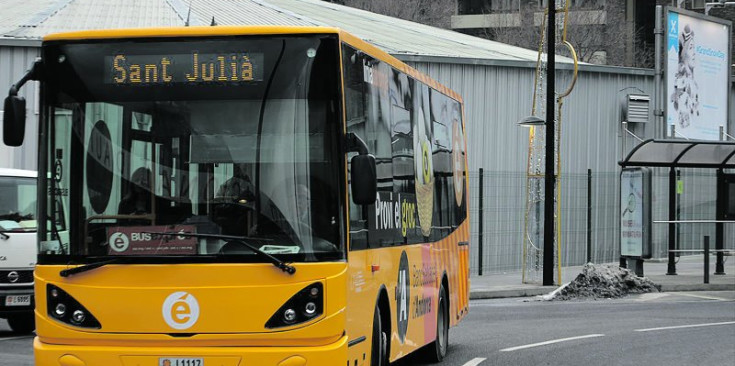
[396,251,410,343]
[162,291,200,330]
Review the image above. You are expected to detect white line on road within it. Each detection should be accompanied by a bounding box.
[673,292,733,301]
[461,357,486,366]
[499,334,605,352]
[635,321,735,332]
[636,293,669,302]
[0,335,33,342]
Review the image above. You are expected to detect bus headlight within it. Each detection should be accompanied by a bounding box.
[54,303,67,317]
[72,310,86,324]
[284,309,297,323]
[265,282,323,329]
[46,285,101,329]
[305,302,317,316]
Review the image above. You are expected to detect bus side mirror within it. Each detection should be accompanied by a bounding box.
[3,59,42,147]
[351,154,376,205]
[3,95,26,147]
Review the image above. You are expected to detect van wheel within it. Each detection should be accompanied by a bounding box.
[422,285,448,363]
[7,314,35,334]
[371,305,388,366]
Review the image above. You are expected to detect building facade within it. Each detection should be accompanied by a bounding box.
[451,0,734,70]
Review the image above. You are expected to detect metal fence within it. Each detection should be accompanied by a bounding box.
[469,169,735,275]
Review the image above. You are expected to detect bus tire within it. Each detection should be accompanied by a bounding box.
[371,305,388,366]
[7,314,35,334]
[422,285,448,363]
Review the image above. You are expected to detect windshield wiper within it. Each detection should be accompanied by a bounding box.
[0,232,9,240]
[150,232,296,275]
[60,258,122,277]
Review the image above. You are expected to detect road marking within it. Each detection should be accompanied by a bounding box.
[636,293,669,301]
[673,292,733,301]
[0,335,33,342]
[635,321,735,332]
[461,358,486,366]
[499,334,605,352]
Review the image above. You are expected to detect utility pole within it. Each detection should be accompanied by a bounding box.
[543,0,556,286]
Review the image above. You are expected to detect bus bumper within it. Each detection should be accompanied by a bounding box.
[34,335,348,366]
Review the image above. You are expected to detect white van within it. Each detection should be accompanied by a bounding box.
[0,168,37,333]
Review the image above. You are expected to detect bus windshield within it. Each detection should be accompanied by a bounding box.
[0,176,37,233]
[40,35,344,263]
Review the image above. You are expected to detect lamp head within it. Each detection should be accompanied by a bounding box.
[517,115,545,128]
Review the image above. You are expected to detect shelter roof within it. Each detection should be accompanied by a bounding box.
[620,139,735,169]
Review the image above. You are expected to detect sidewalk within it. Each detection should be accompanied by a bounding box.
[470,255,735,299]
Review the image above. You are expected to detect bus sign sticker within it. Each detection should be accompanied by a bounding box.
[106,226,197,255]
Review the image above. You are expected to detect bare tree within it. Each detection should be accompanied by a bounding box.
[482,1,653,67]
[341,0,456,29]
[328,0,654,68]
[481,8,539,51]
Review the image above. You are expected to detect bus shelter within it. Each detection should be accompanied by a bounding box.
[619,139,735,276]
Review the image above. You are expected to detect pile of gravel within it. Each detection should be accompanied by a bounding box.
[541,263,661,301]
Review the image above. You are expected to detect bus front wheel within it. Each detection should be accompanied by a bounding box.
[371,305,388,366]
[422,285,448,363]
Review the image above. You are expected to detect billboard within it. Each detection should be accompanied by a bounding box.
[666,8,731,141]
[620,168,651,258]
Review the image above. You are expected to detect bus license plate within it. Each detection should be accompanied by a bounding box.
[159,357,203,366]
[4,295,31,306]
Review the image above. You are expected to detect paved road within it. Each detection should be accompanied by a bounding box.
[397,291,735,366]
[2,292,734,366]
[0,318,34,366]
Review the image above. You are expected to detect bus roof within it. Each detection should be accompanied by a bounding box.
[43,25,340,42]
[41,25,462,103]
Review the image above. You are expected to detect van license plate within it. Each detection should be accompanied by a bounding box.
[159,358,203,366]
[4,295,31,306]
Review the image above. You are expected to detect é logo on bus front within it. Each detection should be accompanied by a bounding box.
[162,292,200,330]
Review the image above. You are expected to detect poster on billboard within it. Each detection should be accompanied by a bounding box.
[620,168,651,258]
[666,8,731,141]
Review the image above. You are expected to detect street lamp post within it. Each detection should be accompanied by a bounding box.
[543,0,556,286]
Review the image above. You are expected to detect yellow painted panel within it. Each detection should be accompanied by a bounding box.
[34,335,347,366]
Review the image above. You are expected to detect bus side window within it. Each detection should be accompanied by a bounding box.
[343,45,369,251]
[430,89,453,242]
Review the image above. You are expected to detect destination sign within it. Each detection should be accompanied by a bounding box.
[105,52,264,85]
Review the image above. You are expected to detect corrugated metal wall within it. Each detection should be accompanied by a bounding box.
[408,60,734,274]
[0,45,40,170]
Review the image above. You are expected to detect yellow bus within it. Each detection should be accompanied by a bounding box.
[3,25,469,366]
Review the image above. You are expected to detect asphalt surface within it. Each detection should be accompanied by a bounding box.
[397,291,735,366]
[0,320,33,366]
[2,291,734,366]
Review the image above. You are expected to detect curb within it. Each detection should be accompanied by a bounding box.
[469,283,735,300]
[469,287,556,300]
